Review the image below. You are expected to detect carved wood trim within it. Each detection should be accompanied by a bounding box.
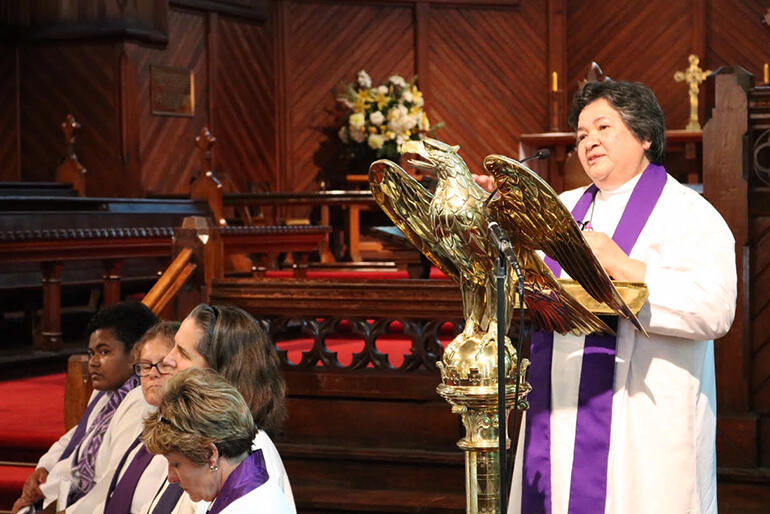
[171,0,268,20]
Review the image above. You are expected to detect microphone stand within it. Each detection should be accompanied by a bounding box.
[495,252,508,514]
[484,149,547,513]
[490,222,526,514]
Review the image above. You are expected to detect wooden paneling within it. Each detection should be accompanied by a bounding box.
[428,2,547,172]
[19,42,122,196]
[567,0,693,130]
[135,7,209,194]
[285,2,415,192]
[707,0,770,86]
[0,44,19,181]
[751,217,770,410]
[213,16,275,192]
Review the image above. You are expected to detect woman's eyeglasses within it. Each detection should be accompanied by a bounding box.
[134,360,175,377]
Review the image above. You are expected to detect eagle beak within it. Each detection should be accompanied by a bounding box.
[401,140,436,172]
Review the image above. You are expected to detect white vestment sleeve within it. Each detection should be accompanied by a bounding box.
[642,187,737,341]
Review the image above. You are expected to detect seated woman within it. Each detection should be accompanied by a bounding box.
[12,302,159,514]
[82,321,178,514]
[144,368,293,513]
[143,304,293,513]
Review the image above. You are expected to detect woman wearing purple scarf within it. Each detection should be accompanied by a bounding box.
[12,302,158,514]
[508,81,737,514]
[143,368,293,513]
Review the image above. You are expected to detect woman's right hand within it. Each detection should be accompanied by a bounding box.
[12,467,48,513]
[472,173,496,193]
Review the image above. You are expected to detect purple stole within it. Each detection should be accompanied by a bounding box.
[58,391,106,461]
[207,450,269,514]
[521,164,666,514]
[104,437,152,514]
[150,482,184,514]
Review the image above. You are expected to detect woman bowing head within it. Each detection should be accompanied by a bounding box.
[143,368,293,514]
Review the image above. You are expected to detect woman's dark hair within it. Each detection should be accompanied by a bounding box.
[187,304,287,435]
[85,301,159,352]
[568,80,666,164]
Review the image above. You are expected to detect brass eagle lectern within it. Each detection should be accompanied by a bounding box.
[369,138,647,513]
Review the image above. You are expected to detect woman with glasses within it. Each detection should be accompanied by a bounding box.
[144,304,293,513]
[91,321,180,514]
[144,368,293,513]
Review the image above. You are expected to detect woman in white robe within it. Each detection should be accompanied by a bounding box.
[12,302,158,514]
[508,81,737,514]
[143,369,293,514]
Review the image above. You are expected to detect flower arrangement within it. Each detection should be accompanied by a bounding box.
[336,70,441,164]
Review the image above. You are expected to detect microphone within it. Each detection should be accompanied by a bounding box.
[487,221,524,280]
[520,148,551,164]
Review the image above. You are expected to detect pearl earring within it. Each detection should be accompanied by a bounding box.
[209,464,219,471]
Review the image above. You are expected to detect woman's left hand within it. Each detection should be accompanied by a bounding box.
[582,231,647,282]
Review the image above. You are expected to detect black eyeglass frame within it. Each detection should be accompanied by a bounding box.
[133,359,174,377]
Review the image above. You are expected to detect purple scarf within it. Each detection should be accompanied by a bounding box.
[69,374,140,505]
[58,391,106,462]
[207,450,270,514]
[521,163,667,514]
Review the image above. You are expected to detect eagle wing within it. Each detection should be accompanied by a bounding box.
[483,154,644,334]
[517,248,613,335]
[369,160,460,280]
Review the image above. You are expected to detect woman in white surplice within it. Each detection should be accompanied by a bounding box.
[505,81,737,514]
[143,368,293,513]
[143,304,295,514]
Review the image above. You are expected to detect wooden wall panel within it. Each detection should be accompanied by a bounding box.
[751,217,770,410]
[19,42,121,196]
[285,2,415,193]
[0,44,19,181]
[136,7,209,194]
[214,16,275,192]
[567,0,693,130]
[707,0,770,85]
[427,2,547,172]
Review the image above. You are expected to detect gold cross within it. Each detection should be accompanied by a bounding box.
[674,54,712,130]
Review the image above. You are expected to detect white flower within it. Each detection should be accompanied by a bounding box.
[350,128,367,143]
[368,133,385,150]
[377,85,388,94]
[357,70,372,88]
[389,75,407,88]
[349,112,365,129]
[402,90,414,103]
[396,133,408,146]
[338,126,349,143]
[369,111,385,126]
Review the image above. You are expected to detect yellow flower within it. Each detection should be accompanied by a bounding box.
[369,126,378,134]
[375,91,390,110]
[353,90,374,113]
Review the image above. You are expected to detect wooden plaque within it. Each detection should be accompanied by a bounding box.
[150,65,194,117]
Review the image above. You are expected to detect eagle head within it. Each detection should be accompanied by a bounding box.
[401,138,467,179]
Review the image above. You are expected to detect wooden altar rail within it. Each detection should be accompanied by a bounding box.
[519,129,703,193]
[222,190,378,262]
[0,222,331,350]
[209,276,467,513]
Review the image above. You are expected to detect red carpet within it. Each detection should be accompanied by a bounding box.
[0,373,66,458]
[0,374,65,510]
